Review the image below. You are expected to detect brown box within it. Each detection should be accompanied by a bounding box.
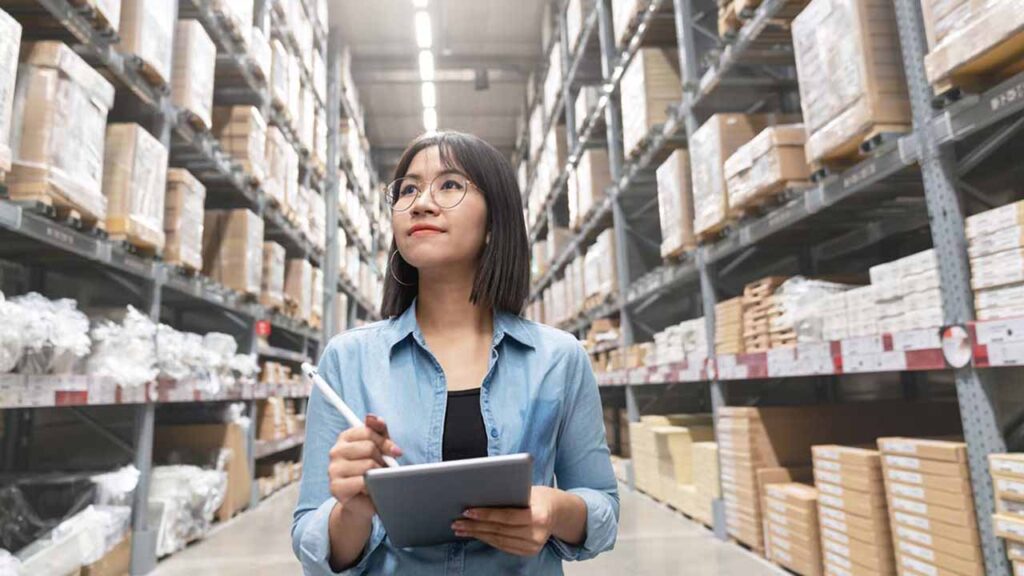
[923,1,1024,92]
[103,123,168,251]
[264,125,289,207]
[881,453,967,477]
[117,0,175,86]
[887,490,975,527]
[991,453,1024,479]
[821,528,896,574]
[818,503,890,537]
[81,534,130,576]
[877,437,968,463]
[691,114,762,237]
[285,258,313,322]
[203,209,264,295]
[792,0,911,163]
[213,106,267,183]
[995,513,1024,544]
[813,466,884,493]
[619,47,681,157]
[260,242,286,310]
[893,538,984,576]
[572,147,611,229]
[164,169,206,271]
[154,422,252,522]
[656,148,696,258]
[725,124,810,211]
[891,507,981,545]
[817,480,888,518]
[820,519,892,553]
[171,20,216,129]
[883,464,973,495]
[886,479,975,513]
[812,445,882,469]
[8,42,115,221]
[892,522,982,564]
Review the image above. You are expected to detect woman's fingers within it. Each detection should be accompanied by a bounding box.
[365,415,403,457]
[336,439,387,467]
[462,507,532,526]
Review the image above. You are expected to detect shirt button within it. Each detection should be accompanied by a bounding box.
[490,428,498,439]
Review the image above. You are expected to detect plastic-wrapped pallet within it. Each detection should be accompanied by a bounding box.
[203,209,264,296]
[150,465,227,557]
[771,277,853,344]
[288,53,302,125]
[812,445,896,575]
[584,229,618,303]
[611,0,644,46]
[171,20,216,130]
[260,242,285,311]
[250,27,272,82]
[311,267,323,327]
[619,47,681,158]
[792,0,911,164]
[921,0,1024,92]
[690,114,762,238]
[0,9,20,176]
[314,108,328,172]
[574,84,602,134]
[117,0,175,86]
[966,200,1024,320]
[567,0,597,50]
[164,169,206,272]
[764,483,822,576]
[270,39,290,111]
[213,0,254,48]
[300,84,315,153]
[309,191,326,251]
[334,292,349,334]
[573,148,611,229]
[103,123,169,252]
[213,106,267,183]
[8,42,116,223]
[656,149,696,258]
[285,259,313,322]
[724,124,810,212]
[879,438,984,576]
[264,126,289,207]
[543,39,562,120]
[529,103,544,160]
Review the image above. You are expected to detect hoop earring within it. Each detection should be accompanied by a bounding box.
[390,250,414,287]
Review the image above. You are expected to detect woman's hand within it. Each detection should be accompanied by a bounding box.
[452,486,580,556]
[327,414,402,521]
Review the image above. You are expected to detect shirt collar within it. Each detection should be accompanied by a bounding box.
[387,299,536,350]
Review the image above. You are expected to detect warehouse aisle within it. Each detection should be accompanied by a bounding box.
[152,482,780,576]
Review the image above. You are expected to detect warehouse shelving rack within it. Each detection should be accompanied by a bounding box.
[0,1,385,573]
[522,0,1024,573]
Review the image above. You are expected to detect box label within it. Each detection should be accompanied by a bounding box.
[819,504,846,521]
[901,554,939,576]
[823,539,850,558]
[892,328,941,351]
[889,469,924,485]
[893,497,927,515]
[822,516,847,533]
[816,470,841,484]
[823,527,849,545]
[897,525,934,546]
[899,540,936,562]
[895,510,931,531]
[977,318,1024,345]
[886,455,921,470]
[817,460,841,472]
[988,342,1024,367]
[819,494,843,509]
[819,482,843,497]
[883,440,918,455]
[892,483,925,499]
[998,478,1024,495]
[992,459,1024,476]
[825,551,852,570]
[999,518,1024,538]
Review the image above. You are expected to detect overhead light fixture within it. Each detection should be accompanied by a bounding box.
[423,107,438,132]
[418,50,435,81]
[414,11,432,49]
[412,0,428,7]
[421,82,436,108]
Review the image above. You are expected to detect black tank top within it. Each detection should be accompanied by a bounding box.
[442,388,488,461]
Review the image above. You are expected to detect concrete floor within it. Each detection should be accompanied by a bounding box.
[152,482,781,576]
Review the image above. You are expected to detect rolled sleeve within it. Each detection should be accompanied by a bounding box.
[293,498,386,575]
[550,343,620,561]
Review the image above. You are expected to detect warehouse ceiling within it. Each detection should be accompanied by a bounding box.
[331,0,547,179]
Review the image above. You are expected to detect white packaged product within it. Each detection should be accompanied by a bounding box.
[150,465,228,557]
[118,0,176,86]
[0,9,21,174]
[11,292,91,374]
[88,306,158,388]
[0,291,26,373]
[172,20,217,130]
[250,27,272,82]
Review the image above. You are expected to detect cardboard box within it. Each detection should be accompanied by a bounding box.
[270,38,290,110]
[817,480,888,518]
[103,123,168,251]
[886,479,975,512]
[656,149,697,257]
[882,453,967,477]
[213,106,267,183]
[893,523,981,563]
[792,0,911,163]
[203,209,264,295]
[285,258,313,322]
[966,200,1024,240]
[573,147,611,228]
[117,0,175,86]
[893,539,984,576]
[824,551,892,576]
[264,126,289,207]
[821,530,896,574]
[311,266,323,324]
[9,42,116,221]
[619,47,681,157]
[996,513,1024,544]
[891,508,981,544]
[0,8,20,173]
[813,467,884,493]
[171,20,216,130]
[725,124,810,211]
[887,493,975,528]
[991,453,1024,479]
[260,242,286,310]
[164,169,206,271]
[812,445,882,469]
[923,0,1024,90]
[691,114,761,236]
[153,422,251,523]
[818,504,891,539]
[877,437,968,463]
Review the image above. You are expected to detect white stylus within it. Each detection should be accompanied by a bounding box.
[301,362,401,467]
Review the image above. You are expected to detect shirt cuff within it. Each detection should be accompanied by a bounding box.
[297,498,387,575]
[547,488,617,562]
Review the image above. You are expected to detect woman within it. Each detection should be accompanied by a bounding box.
[292,131,619,574]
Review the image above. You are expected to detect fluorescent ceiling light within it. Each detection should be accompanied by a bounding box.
[418,50,435,81]
[415,11,433,49]
[423,108,438,132]
[412,0,428,7]
[421,82,436,108]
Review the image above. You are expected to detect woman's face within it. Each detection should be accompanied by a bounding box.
[392,146,488,272]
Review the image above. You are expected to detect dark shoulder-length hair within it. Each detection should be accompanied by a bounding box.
[380,131,530,318]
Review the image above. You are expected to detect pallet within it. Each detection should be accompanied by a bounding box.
[167,263,201,278]
[107,218,164,257]
[718,1,741,40]
[6,188,110,237]
[696,218,733,244]
[808,124,909,179]
[624,122,665,161]
[661,241,696,263]
[179,108,211,132]
[67,0,119,35]
[729,181,812,221]
[128,55,169,91]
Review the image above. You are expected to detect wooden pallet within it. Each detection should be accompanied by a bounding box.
[743,276,787,298]
[107,217,164,257]
[661,240,696,263]
[718,1,741,40]
[625,122,664,162]
[729,181,812,220]
[68,0,118,34]
[809,124,910,179]
[131,56,169,91]
[696,218,733,244]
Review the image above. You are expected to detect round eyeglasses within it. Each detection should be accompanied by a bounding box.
[383,172,476,212]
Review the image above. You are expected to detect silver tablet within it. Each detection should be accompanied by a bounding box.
[364,453,533,548]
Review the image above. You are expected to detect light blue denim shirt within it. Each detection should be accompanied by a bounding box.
[291,300,619,575]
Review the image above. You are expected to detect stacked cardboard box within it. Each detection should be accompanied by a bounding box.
[655,423,716,516]
[285,258,313,323]
[164,169,206,272]
[9,42,116,223]
[921,0,1024,93]
[257,397,289,441]
[764,483,822,576]
[693,442,720,525]
[250,27,272,81]
[171,20,216,130]
[620,47,682,158]
[868,249,943,333]
[991,453,1024,575]
[812,445,895,576]
[583,229,618,306]
[203,209,264,296]
[213,106,267,184]
[628,414,714,501]
[715,297,744,354]
[264,126,289,207]
[651,317,707,365]
[742,276,787,352]
[260,242,285,311]
[724,124,810,213]
[567,0,597,50]
[574,84,602,134]
[270,39,290,112]
[966,201,1024,320]
[543,39,562,121]
[334,292,349,334]
[879,437,983,576]
[118,0,175,87]
[570,147,610,230]
[656,150,696,258]
[0,9,20,177]
[690,114,763,238]
[103,123,169,252]
[792,0,911,165]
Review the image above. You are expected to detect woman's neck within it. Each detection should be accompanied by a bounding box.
[416,267,493,338]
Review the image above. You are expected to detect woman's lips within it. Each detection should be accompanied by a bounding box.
[410,229,443,237]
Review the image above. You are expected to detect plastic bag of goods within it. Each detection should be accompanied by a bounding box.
[87,306,158,388]
[150,465,227,556]
[0,292,27,373]
[11,293,90,374]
